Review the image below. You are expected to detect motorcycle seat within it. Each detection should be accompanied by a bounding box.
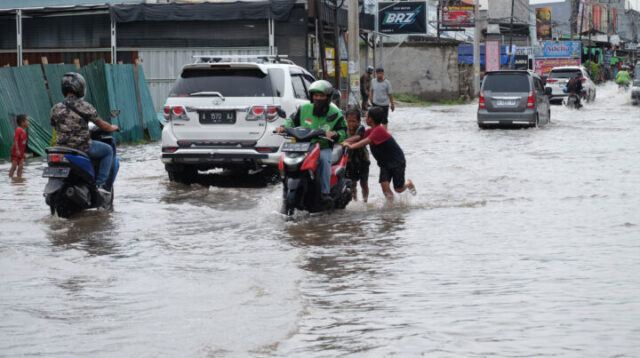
[46,146,90,159]
[331,146,343,165]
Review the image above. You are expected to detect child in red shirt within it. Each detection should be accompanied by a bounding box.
[9,114,29,179]
[343,107,416,200]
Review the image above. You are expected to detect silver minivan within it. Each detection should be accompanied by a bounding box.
[478,70,552,129]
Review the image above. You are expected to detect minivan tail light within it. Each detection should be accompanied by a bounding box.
[527,91,536,108]
[478,93,486,108]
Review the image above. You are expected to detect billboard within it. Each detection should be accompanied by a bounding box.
[534,58,581,77]
[379,2,427,34]
[441,0,475,27]
[535,8,551,40]
[535,41,581,58]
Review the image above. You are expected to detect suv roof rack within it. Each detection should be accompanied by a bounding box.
[193,55,295,65]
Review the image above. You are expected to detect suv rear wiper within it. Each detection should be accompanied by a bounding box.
[189,91,225,100]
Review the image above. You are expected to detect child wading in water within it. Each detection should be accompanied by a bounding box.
[343,107,416,200]
[9,114,29,179]
[343,109,370,202]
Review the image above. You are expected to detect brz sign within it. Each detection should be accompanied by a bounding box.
[379,2,427,35]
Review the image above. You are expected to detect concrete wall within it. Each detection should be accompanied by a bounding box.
[488,0,531,24]
[368,43,460,102]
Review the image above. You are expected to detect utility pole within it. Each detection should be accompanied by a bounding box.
[473,0,480,96]
[348,0,360,108]
[509,0,515,68]
[316,0,328,80]
[334,3,341,91]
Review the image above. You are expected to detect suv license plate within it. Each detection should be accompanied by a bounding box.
[199,111,236,124]
[43,167,70,178]
[497,99,517,106]
[281,142,311,152]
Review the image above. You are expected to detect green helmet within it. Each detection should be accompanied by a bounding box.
[308,80,334,96]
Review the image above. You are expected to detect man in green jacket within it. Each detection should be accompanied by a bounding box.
[616,66,631,86]
[276,80,347,201]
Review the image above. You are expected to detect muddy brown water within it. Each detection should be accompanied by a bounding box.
[1,83,639,357]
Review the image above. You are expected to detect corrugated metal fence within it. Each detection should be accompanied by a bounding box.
[0,60,160,160]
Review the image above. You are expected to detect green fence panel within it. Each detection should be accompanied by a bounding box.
[81,60,111,122]
[106,64,143,143]
[43,64,79,105]
[0,66,52,159]
[137,65,162,140]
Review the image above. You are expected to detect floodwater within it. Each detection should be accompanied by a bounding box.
[1,83,639,357]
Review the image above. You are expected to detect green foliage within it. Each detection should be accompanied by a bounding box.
[395,93,468,106]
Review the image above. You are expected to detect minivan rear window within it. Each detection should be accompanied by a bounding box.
[169,68,277,97]
[548,70,582,79]
[483,73,530,92]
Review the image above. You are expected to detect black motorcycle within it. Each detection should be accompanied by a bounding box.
[43,110,120,218]
[276,126,352,218]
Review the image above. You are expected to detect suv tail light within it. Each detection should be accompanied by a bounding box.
[478,92,486,108]
[579,77,586,83]
[545,78,557,83]
[48,154,69,163]
[247,105,281,122]
[526,91,536,108]
[164,106,189,121]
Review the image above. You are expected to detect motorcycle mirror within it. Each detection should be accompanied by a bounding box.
[276,107,287,118]
[110,109,121,118]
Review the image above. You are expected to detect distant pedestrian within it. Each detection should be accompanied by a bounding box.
[342,107,416,201]
[360,66,373,111]
[9,114,29,179]
[369,68,395,128]
[343,108,370,202]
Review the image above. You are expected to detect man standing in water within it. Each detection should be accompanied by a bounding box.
[370,68,395,128]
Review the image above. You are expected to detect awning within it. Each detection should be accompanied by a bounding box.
[110,0,296,23]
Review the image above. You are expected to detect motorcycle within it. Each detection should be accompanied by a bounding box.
[617,82,630,92]
[276,126,352,218]
[43,110,120,218]
[562,87,585,109]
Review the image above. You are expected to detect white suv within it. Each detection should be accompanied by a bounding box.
[161,56,315,183]
[544,66,596,103]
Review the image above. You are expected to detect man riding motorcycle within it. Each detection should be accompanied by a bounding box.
[275,80,347,202]
[616,66,631,89]
[50,72,119,195]
[566,72,584,108]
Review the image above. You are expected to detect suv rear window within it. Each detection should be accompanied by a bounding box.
[483,73,530,92]
[169,68,279,97]
[548,70,581,79]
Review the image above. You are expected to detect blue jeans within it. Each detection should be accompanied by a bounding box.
[86,141,113,185]
[317,148,332,195]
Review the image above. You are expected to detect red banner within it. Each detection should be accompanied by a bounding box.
[534,58,581,77]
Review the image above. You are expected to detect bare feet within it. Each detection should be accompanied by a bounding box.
[407,180,417,196]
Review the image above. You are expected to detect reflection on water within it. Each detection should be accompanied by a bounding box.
[1,84,639,356]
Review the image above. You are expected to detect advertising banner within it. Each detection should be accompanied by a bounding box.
[534,58,581,77]
[535,8,551,40]
[441,0,475,27]
[513,55,529,70]
[379,2,427,34]
[535,41,581,58]
[485,40,501,72]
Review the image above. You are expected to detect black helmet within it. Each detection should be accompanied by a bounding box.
[366,66,374,73]
[331,89,341,102]
[61,72,86,98]
[308,80,334,96]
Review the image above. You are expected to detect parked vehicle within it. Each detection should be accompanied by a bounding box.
[161,55,315,184]
[43,110,121,218]
[478,70,552,129]
[631,79,640,106]
[545,66,596,103]
[276,125,352,218]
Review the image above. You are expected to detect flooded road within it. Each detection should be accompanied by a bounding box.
[1,83,639,357]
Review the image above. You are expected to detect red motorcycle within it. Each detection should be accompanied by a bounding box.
[276,126,352,218]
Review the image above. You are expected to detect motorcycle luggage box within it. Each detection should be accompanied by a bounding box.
[43,167,71,178]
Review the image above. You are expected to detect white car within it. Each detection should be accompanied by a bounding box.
[161,56,315,184]
[544,66,596,103]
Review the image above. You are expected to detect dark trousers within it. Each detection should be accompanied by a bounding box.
[361,93,369,111]
[371,103,389,124]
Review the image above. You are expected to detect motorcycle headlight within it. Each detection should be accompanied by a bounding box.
[283,153,305,167]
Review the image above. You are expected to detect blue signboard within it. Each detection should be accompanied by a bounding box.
[535,41,581,58]
[379,2,427,35]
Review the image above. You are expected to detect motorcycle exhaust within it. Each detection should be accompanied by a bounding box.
[64,185,91,208]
